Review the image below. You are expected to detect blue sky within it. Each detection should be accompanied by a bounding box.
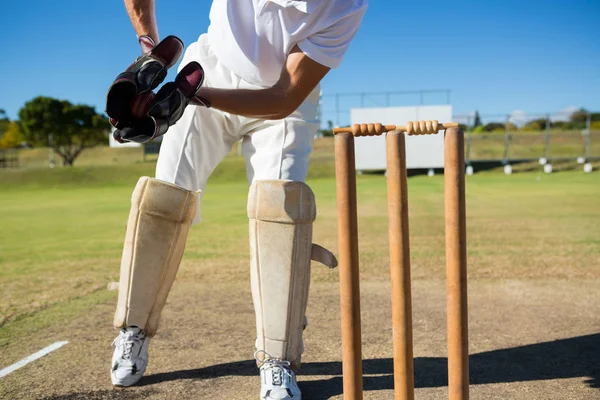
[1,0,599,126]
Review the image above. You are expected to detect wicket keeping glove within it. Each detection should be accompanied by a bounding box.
[106,35,206,144]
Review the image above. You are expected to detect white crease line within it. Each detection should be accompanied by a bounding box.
[0,341,69,378]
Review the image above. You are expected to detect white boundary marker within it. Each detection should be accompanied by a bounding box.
[0,341,68,378]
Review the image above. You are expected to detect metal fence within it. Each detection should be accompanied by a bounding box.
[453,111,598,173]
[318,89,452,128]
[0,149,19,168]
[318,90,598,172]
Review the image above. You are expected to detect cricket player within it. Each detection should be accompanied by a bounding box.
[108,1,367,398]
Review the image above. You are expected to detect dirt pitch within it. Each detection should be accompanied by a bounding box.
[1,171,599,399]
[1,279,599,399]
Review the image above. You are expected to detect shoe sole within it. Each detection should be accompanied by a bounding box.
[111,373,144,387]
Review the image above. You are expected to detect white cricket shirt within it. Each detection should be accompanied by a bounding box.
[207,0,368,87]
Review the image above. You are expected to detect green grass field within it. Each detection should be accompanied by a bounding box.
[2,140,600,399]
[1,141,599,347]
[466,129,600,160]
[6,128,600,171]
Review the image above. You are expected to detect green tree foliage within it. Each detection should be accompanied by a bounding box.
[569,109,588,126]
[522,121,542,131]
[483,122,518,132]
[570,109,600,123]
[473,110,482,128]
[547,110,600,131]
[567,109,599,128]
[543,109,600,130]
[484,122,505,131]
[521,118,550,131]
[0,122,24,148]
[18,96,110,166]
[0,109,9,139]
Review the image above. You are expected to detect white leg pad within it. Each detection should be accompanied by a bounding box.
[114,177,197,337]
[248,180,316,370]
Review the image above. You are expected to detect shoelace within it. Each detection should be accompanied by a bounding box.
[112,330,143,360]
[254,350,293,386]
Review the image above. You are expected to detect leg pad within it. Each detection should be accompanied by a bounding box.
[114,177,197,336]
[248,180,316,370]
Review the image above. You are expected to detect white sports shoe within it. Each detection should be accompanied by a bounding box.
[257,352,301,400]
[110,326,150,387]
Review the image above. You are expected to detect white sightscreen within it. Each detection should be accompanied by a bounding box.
[350,105,453,170]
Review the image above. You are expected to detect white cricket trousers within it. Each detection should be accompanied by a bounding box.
[156,34,320,223]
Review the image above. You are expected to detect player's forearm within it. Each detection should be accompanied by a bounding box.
[195,87,299,120]
[124,0,159,42]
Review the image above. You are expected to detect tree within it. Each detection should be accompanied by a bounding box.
[569,108,600,125]
[482,122,518,132]
[569,108,588,125]
[0,109,9,139]
[483,122,504,131]
[472,110,482,129]
[552,121,568,129]
[521,118,550,131]
[0,122,24,148]
[18,96,110,166]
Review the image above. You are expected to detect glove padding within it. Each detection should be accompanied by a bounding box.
[106,36,205,143]
[112,62,205,143]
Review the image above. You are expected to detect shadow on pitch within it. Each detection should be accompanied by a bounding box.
[140,333,600,398]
